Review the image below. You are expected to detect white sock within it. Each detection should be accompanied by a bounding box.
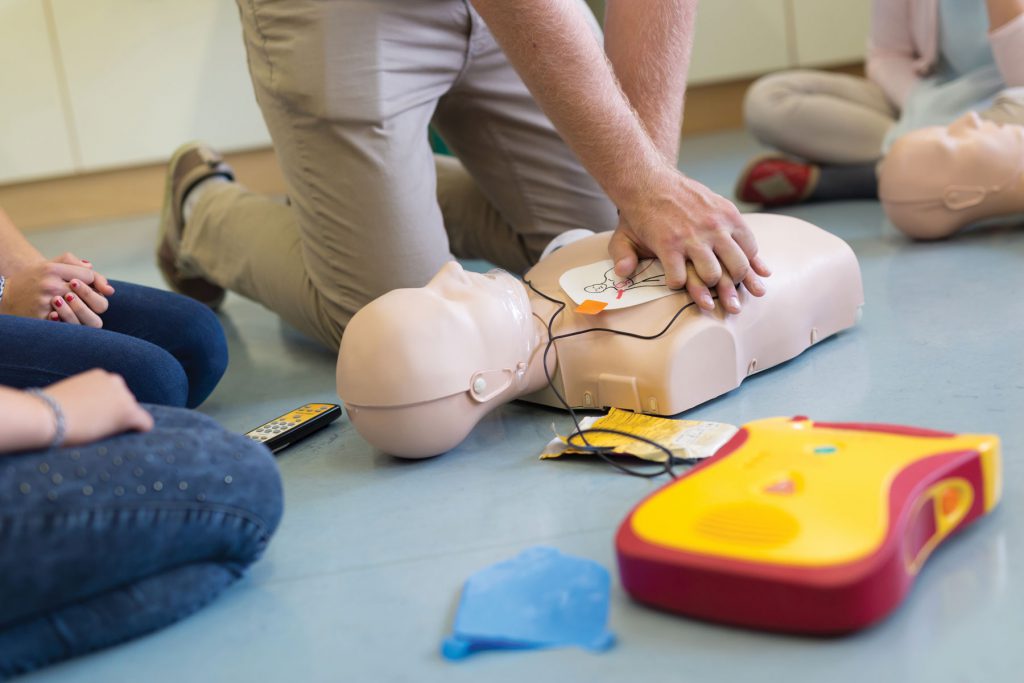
[182,176,230,224]
[539,228,596,261]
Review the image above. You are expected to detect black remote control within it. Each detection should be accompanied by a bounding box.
[244,403,343,454]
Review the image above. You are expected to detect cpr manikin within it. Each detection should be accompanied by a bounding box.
[879,112,1024,240]
[337,214,864,458]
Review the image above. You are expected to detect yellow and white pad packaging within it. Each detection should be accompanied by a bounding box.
[541,408,737,463]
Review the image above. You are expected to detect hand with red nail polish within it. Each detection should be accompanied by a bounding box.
[51,287,103,328]
[0,259,111,325]
[0,209,113,324]
[51,251,114,297]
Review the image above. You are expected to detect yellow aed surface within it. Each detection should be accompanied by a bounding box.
[630,417,1001,568]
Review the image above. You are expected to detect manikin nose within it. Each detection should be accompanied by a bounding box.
[948,111,982,136]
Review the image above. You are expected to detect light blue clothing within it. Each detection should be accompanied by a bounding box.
[884,0,1005,149]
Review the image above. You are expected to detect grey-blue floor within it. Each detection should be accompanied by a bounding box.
[19,130,1023,683]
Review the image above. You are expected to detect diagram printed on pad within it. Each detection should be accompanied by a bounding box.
[560,258,680,311]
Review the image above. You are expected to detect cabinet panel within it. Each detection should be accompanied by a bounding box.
[0,0,76,183]
[791,0,871,67]
[50,0,270,171]
[689,0,792,85]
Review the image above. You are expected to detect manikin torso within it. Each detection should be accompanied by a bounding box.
[879,112,1024,239]
[337,213,864,458]
[520,215,862,415]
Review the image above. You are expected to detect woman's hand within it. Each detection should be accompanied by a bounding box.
[0,370,152,453]
[0,254,113,326]
[50,252,115,296]
[40,370,153,446]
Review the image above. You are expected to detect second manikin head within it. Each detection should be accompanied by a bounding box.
[879,112,1024,239]
[336,262,539,458]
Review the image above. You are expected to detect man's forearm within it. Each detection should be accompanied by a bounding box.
[470,0,666,209]
[0,208,45,274]
[604,0,697,163]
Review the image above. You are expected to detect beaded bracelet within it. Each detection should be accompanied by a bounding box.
[25,388,67,449]
[0,274,6,306]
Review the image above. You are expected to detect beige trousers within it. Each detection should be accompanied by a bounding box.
[743,70,898,165]
[180,0,617,350]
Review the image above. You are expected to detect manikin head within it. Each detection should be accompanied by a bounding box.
[879,112,1024,239]
[336,262,540,458]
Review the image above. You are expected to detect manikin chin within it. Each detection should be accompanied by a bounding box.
[337,214,864,458]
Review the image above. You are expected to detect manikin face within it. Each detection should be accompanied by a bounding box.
[337,262,536,408]
[881,112,1024,206]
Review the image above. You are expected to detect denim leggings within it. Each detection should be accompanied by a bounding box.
[0,406,283,679]
[0,281,228,408]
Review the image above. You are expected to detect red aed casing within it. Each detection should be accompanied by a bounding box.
[615,417,1002,634]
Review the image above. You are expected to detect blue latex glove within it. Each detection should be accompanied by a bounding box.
[442,546,615,660]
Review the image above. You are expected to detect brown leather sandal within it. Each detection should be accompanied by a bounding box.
[157,142,235,309]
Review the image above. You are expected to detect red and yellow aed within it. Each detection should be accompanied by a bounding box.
[615,417,1001,634]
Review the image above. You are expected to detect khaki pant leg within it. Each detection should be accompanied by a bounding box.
[430,1,618,274]
[181,184,341,349]
[744,70,898,164]
[215,0,471,349]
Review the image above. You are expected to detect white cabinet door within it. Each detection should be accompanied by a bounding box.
[49,0,271,171]
[0,0,76,183]
[790,0,871,68]
[689,0,792,85]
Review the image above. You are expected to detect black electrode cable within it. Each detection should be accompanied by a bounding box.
[524,279,710,479]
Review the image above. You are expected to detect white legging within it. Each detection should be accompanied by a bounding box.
[744,71,1024,165]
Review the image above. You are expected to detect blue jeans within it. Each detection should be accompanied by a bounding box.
[0,281,228,408]
[0,406,283,679]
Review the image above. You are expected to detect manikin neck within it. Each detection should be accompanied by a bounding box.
[519,311,560,395]
[1004,171,1024,211]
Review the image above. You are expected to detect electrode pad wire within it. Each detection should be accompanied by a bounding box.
[524,279,707,479]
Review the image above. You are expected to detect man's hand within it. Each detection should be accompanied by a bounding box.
[610,168,771,313]
[0,254,112,326]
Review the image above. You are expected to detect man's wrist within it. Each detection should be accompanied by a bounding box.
[606,158,676,215]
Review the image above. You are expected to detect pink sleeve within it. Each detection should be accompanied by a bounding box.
[865,0,921,108]
[990,13,1024,88]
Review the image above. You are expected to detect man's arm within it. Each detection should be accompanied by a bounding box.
[470,0,768,312]
[601,0,764,311]
[603,0,695,163]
